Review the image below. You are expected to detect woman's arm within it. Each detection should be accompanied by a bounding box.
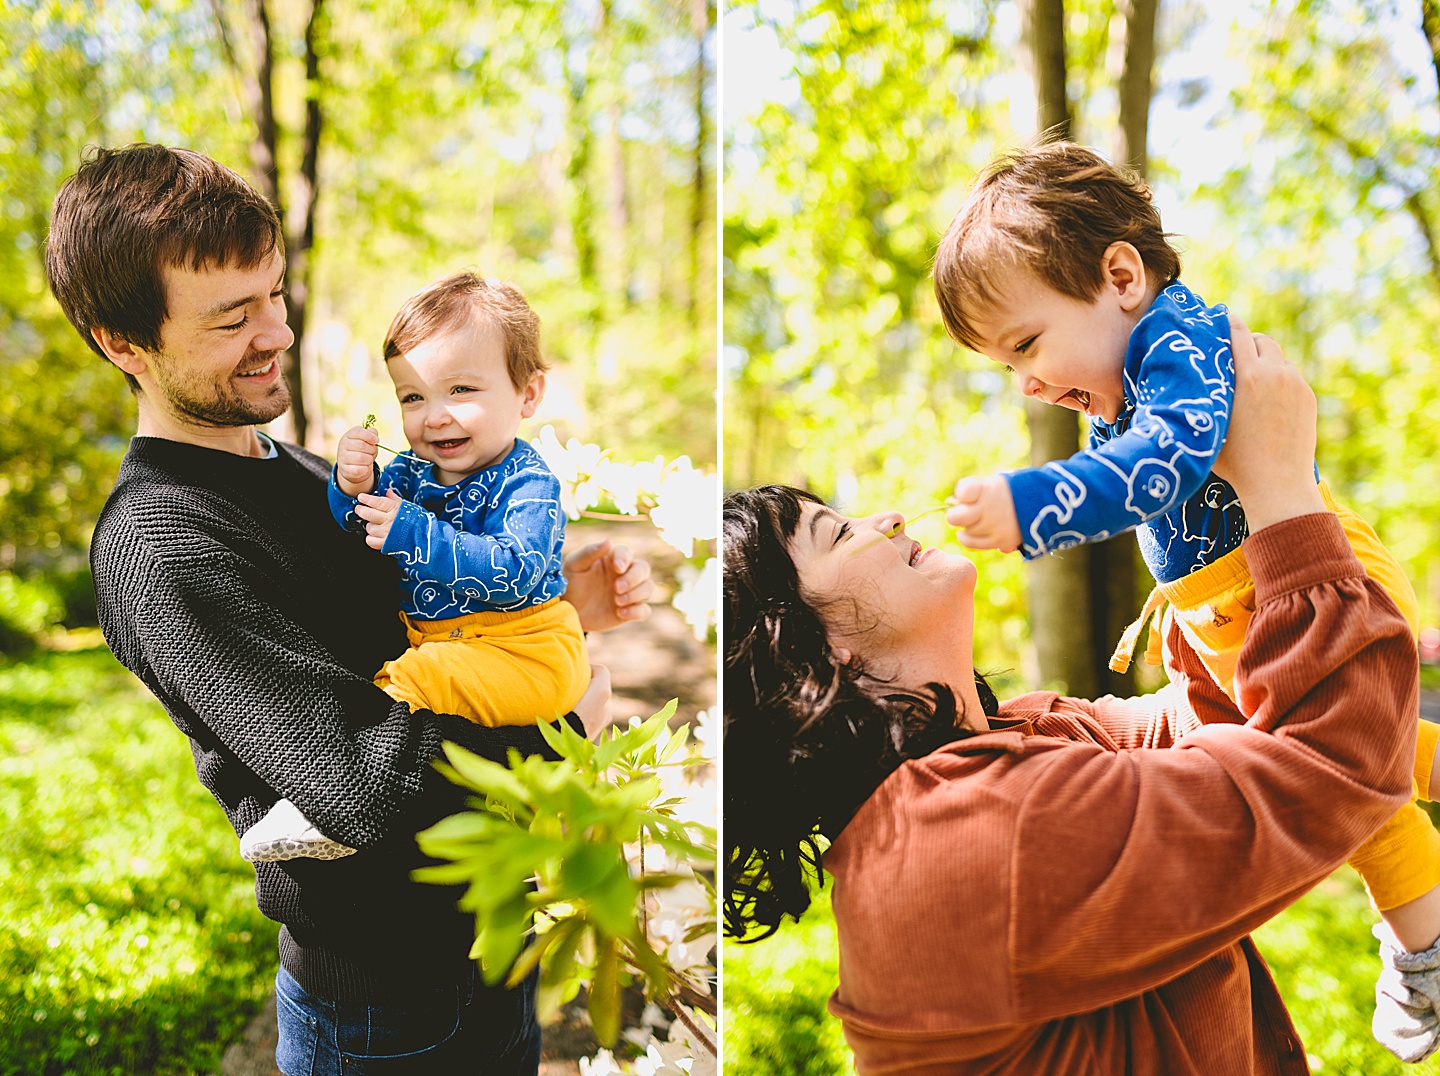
[1003,511,1415,1016]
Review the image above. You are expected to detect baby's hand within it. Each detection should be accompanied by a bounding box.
[946,476,1022,552]
[336,425,380,497]
[355,490,403,550]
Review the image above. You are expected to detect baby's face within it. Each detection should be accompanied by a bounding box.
[387,319,542,485]
[965,269,1131,424]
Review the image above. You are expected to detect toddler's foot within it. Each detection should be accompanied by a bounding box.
[240,797,357,862]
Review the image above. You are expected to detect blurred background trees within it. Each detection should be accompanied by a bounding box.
[725,0,1440,695]
[0,0,716,643]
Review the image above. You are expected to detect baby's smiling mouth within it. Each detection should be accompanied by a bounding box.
[1059,388,1092,412]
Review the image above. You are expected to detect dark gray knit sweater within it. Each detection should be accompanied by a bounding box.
[91,435,576,1002]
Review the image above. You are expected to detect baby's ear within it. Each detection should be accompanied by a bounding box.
[1103,242,1149,311]
[520,371,546,417]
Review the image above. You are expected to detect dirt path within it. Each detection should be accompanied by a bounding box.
[219,523,716,1075]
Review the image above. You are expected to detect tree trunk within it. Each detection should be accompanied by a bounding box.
[1086,0,1160,698]
[211,0,313,445]
[282,0,324,448]
[1019,0,1097,697]
[688,0,710,328]
[1422,0,1440,99]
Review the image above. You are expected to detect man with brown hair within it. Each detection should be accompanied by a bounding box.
[46,143,651,1075]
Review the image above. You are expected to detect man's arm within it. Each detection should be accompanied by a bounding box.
[123,544,577,850]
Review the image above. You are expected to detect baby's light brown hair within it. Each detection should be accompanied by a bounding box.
[933,142,1181,351]
[383,271,548,389]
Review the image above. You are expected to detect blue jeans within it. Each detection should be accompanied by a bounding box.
[273,963,541,1075]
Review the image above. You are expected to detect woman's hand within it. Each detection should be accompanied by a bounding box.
[1211,315,1325,532]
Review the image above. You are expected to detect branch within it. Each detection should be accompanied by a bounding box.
[1288,101,1440,290]
[667,997,717,1057]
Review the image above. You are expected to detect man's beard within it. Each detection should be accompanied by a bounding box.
[154,349,292,428]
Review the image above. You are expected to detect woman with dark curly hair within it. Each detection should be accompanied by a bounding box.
[722,324,1424,1074]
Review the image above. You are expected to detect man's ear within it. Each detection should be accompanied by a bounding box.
[91,326,151,378]
[520,371,546,418]
[1102,242,1149,312]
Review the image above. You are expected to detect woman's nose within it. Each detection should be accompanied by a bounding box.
[863,510,904,535]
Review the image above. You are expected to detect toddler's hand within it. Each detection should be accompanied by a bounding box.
[946,476,1022,553]
[336,425,380,497]
[355,490,403,550]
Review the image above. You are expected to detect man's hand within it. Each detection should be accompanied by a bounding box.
[337,425,381,498]
[355,490,403,550]
[573,663,612,740]
[946,475,1022,552]
[563,539,653,633]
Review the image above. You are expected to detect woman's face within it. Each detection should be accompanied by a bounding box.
[788,501,979,678]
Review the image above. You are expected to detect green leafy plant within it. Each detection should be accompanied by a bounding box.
[414,702,716,1058]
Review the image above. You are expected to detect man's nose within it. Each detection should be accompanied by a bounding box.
[254,306,294,354]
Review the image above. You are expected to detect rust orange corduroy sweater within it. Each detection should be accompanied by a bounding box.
[825,513,1418,1075]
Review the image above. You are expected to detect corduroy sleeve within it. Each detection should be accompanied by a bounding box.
[1002,512,1417,1021]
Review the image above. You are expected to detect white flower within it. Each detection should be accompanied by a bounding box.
[532,426,606,520]
[670,558,718,642]
[580,1048,624,1076]
[649,460,719,557]
[690,709,716,765]
[647,876,716,987]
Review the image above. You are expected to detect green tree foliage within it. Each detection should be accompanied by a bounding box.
[1186,0,1440,617]
[0,0,714,622]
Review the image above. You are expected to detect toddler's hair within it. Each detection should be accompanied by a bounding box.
[933,141,1180,350]
[384,271,548,389]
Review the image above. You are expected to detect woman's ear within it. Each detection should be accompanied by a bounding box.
[1101,242,1149,312]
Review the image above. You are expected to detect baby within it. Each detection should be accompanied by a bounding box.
[240,271,589,862]
[932,141,1440,959]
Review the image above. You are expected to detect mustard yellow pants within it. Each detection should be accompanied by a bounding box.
[375,597,590,728]
[1112,483,1439,909]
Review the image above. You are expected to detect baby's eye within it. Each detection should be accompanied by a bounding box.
[399,393,422,404]
[1000,364,1015,374]
[451,385,477,395]
[1013,336,1036,354]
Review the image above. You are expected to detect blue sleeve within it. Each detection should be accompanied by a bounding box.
[1007,301,1234,558]
[327,458,411,533]
[380,467,564,605]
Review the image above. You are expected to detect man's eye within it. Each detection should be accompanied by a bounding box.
[221,316,249,331]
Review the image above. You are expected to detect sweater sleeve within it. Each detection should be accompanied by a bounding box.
[1006,302,1234,558]
[1004,512,1416,1019]
[125,543,578,850]
[381,466,563,605]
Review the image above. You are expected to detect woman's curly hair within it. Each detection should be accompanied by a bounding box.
[723,485,999,942]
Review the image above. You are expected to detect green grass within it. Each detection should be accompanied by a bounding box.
[724,874,1440,1075]
[0,648,278,1076]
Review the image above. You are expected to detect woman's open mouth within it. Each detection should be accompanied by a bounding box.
[908,540,922,566]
